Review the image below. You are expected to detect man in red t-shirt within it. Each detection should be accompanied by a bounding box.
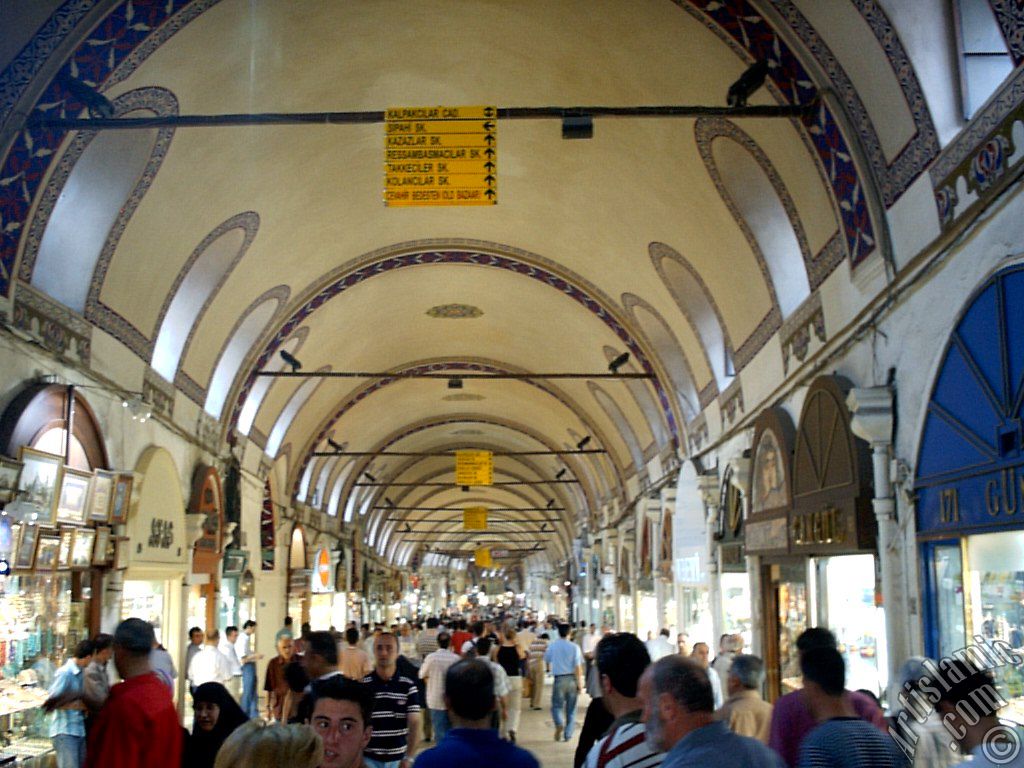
[450,620,473,658]
[86,618,182,768]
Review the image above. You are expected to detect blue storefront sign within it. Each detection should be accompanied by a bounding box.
[915,264,1024,663]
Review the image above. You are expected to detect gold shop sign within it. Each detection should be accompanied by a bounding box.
[791,507,848,548]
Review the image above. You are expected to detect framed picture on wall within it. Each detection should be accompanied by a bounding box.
[70,527,95,569]
[58,528,74,568]
[16,447,64,526]
[110,474,133,525]
[0,456,22,503]
[93,525,111,565]
[113,537,129,570]
[14,524,37,569]
[35,533,60,571]
[56,469,93,526]
[88,470,117,523]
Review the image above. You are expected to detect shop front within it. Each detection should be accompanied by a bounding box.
[636,518,658,638]
[915,264,1024,723]
[122,446,189,708]
[309,544,335,630]
[0,384,118,763]
[791,377,883,698]
[187,465,225,633]
[747,407,800,700]
[717,464,752,649]
[286,523,309,625]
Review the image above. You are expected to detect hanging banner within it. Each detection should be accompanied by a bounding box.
[474,546,493,567]
[455,450,493,486]
[311,546,334,594]
[463,507,488,530]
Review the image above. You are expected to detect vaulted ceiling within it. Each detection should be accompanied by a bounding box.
[0,0,945,571]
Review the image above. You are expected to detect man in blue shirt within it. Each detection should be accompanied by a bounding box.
[640,654,784,768]
[413,659,540,768]
[42,640,94,768]
[543,622,584,742]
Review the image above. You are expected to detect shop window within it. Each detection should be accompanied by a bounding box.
[589,383,644,470]
[237,329,308,437]
[152,217,256,382]
[650,243,736,388]
[30,126,160,313]
[623,295,701,421]
[711,137,811,318]
[264,372,326,458]
[955,0,1015,119]
[32,427,89,469]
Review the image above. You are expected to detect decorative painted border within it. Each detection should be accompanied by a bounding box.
[676,0,876,264]
[6,281,91,362]
[0,0,221,299]
[990,1,1024,65]
[770,0,940,207]
[719,377,745,429]
[780,293,826,374]
[229,247,680,445]
[930,67,1024,228]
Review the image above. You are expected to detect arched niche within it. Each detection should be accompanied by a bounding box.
[0,383,109,470]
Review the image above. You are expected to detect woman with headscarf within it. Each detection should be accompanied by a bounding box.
[184,682,249,768]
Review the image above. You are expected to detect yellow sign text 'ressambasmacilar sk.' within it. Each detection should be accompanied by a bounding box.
[384,106,496,206]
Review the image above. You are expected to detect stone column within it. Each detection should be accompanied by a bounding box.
[698,473,723,643]
[848,386,901,692]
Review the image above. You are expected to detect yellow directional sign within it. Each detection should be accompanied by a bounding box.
[463,507,488,531]
[474,546,493,568]
[455,450,493,486]
[384,105,497,207]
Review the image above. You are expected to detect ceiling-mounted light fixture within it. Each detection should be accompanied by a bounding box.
[363,471,377,482]
[562,113,593,139]
[385,497,395,507]
[727,59,770,108]
[555,468,567,480]
[327,437,343,451]
[608,352,630,373]
[546,499,555,509]
[121,395,152,423]
[280,350,303,372]
[576,436,591,450]
[57,73,114,118]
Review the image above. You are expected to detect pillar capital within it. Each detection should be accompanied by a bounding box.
[847,386,894,446]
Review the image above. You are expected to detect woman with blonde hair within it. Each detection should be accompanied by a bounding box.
[213,720,323,768]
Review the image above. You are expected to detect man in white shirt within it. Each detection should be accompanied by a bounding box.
[691,641,724,709]
[234,620,262,718]
[188,629,233,688]
[219,625,244,700]
[646,628,676,662]
[418,630,461,742]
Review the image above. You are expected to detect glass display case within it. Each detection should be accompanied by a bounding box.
[0,572,80,765]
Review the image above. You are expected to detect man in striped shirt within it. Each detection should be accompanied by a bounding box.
[584,633,662,768]
[363,632,421,768]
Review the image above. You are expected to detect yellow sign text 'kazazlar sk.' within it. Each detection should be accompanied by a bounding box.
[384,106,496,206]
[455,450,493,486]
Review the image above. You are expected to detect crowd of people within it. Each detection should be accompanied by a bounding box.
[39,613,1023,768]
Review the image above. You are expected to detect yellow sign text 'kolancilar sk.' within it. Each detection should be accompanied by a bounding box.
[474,546,493,568]
[455,450,493,486]
[384,106,496,206]
[463,507,488,531]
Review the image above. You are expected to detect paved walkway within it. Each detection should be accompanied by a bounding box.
[415,688,593,768]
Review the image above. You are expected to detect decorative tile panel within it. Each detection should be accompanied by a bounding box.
[718,378,745,428]
[7,282,90,362]
[780,293,827,373]
[143,366,176,419]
